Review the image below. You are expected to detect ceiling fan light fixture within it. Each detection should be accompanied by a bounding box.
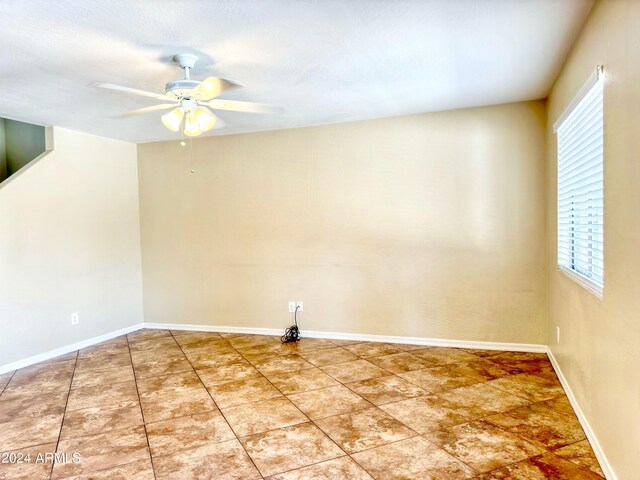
[161,108,184,132]
[183,112,203,137]
[194,107,216,132]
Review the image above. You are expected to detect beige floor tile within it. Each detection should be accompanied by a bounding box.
[424,419,545,473]
[0,443,56,480]
[266,367,339,395]
[240,422,344,477]
[315,406,416,453]
[476,452,605,479]
[540,395,574,415]
[411,347,479,365]
[436,383,530,418]
[380,395,475,434]
[463,348,503,358]
[321,359,388,383]
[180,341,237,357]
[247,353,314,376]
[136,370,201,392]
[299,347,360,366]
[351,435,476,479]
[71,365,135,389]
[61,459,155,480]
[346,375,427,405]
[77,347,129,365]
[0,371,15,392]
[137,371,216,423]
[284,338,337,352]
[0,391,67,421]
[489,352,553,374]
[133,357,194,379]
[266,456,373,480]
[226,334,280,350]
[288,384,372,420]
[9,360,76,386]
[0,413,63,452]
[222,396,309,437]
[446,358,513,382]
[128,336,178,352]
[186,351,246,370]
[126,329,172,342]
[146,410,235,457]
[51,425,150,479]
[60,400,143,439]
[197,361,261,388]
[67,380,139,411]
[488,372,565,402]
[2,361,75,400]
[554,440,605,477]
[153,438,261,480]
[398,365,480,393]
[208,375,282,408]
[173,331,224,347]
[485,402,586,450]
[171,329,214,337]
[344,343,404,358]
[75,352,132,372]
[367,352,436,373]
[78,336,128,356]
[130,347,185,365]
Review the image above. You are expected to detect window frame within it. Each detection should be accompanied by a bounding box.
[554,66,604,299]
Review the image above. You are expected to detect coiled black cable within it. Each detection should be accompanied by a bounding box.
[281,305,301,343]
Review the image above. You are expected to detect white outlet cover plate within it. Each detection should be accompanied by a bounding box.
[296,302,304,312]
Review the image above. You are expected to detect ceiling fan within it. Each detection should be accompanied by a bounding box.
[96,53,280,137]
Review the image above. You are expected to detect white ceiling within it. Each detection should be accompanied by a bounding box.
[0,0,593,144]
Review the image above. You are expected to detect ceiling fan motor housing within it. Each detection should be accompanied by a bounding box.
[165,79,201,99]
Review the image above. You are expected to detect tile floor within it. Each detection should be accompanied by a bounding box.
[0,329,605,479]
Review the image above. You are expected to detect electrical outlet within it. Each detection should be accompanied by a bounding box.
[296,301,304,312]
[71,312,79,325]
[556,326,560,344]
[288,302,296,313]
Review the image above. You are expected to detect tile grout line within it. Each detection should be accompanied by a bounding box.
[125,333,159,480]
[0,369,17,398]
[49,349,79,480]
[169,331,266,480]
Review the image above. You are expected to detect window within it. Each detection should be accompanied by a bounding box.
[554,66,604,297]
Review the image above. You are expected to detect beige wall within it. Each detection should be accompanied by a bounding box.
[0,127,144,366]
[138,101,547,344]
[546,1,640,478]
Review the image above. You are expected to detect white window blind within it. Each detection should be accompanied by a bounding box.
[555,66,604,296]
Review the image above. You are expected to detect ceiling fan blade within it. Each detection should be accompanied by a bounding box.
[94,83,176,102]
[190,77,241,101]
[115,103,178,118]
[206,99,283,114]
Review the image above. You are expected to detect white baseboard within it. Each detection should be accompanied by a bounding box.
[0,323,144,375]
[547,347,616,480]
[144,322,547,353]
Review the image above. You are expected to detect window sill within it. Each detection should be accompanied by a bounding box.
[558,266,603,299]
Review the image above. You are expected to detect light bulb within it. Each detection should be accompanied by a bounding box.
[161,108,184,132]
[194,107,216,132]
[183,112,203,137]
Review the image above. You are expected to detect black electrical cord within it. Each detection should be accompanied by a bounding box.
[281,305,301,343]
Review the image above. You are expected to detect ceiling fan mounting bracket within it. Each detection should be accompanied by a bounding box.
[173,53,198,70]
